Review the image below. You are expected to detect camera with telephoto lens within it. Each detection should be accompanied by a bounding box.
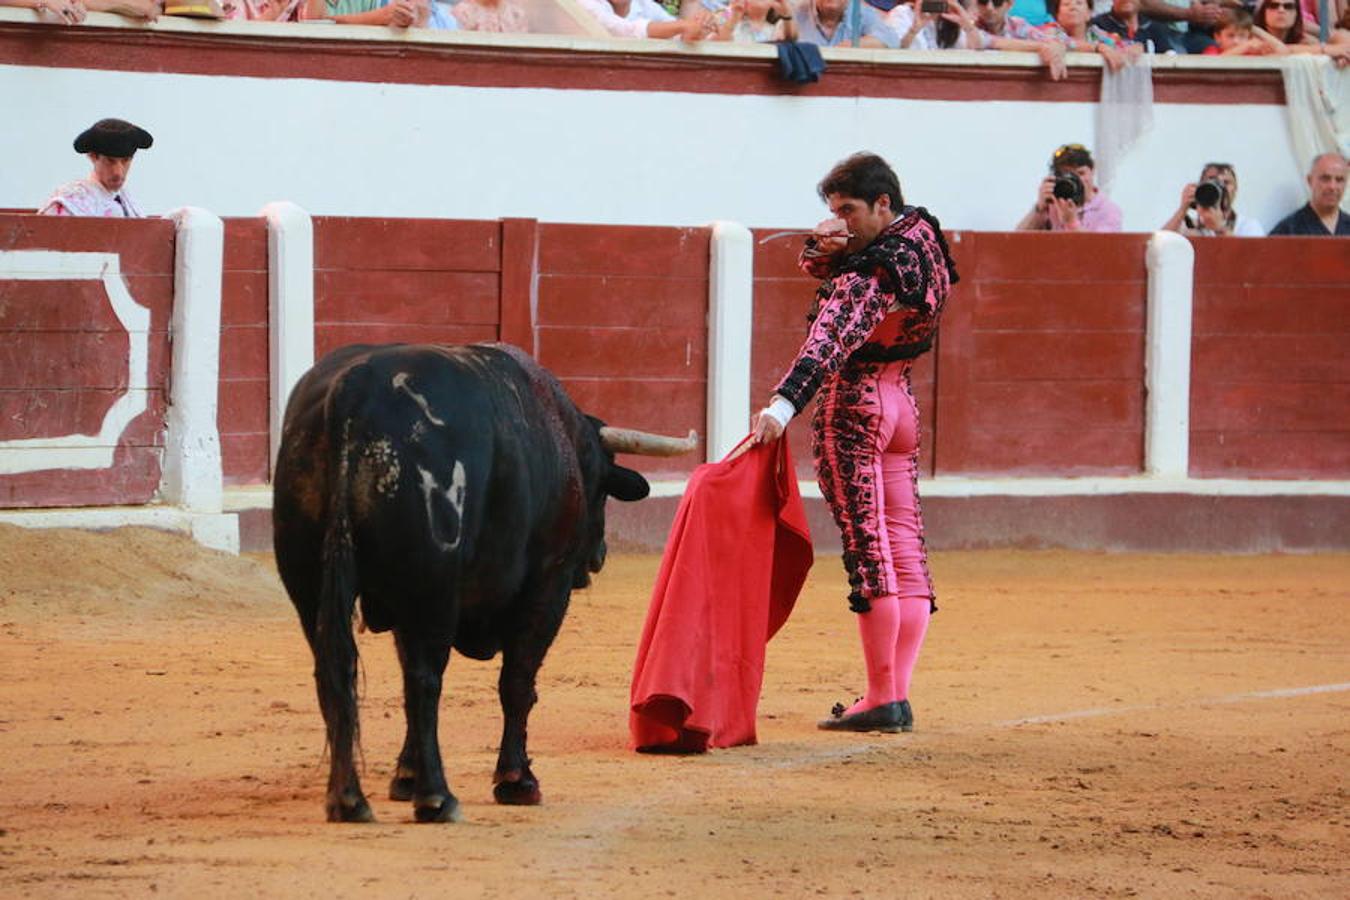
[1052,170,1085,206]
[1193,179,1227,210]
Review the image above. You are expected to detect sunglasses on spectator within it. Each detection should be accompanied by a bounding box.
[1265,2,1296,9]
[976,0,1009,6]
[1054,143,1088,159]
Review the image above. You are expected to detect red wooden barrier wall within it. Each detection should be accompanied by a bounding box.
[0,215,174,506]
[1190,237,1350,478]
[204,217,1350,491]
[534,224,709,478]
[753,229,1150,480]
[220,218,270,484]
[938,232,1149,476]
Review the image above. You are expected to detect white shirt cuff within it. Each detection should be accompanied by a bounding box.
[761,395,796,429]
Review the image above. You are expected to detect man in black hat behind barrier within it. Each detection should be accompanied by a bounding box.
[39,118,153,217]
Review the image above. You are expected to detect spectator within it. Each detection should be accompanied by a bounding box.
[578,0,711,38]
[793,0,900,46]
[84,0,165,18]
[1202,7,1288,54]
[711,0,797,41]
[1091,0,1179,50]
[39,119,152,218]
[1254,0,1320,49]
[973,0,1036,38]
[1016,142,1124,232]
[220,0,302,18]
[452,0,528,30]
[1139,0,1224,53]
[967,0,1074,76]
[890,0,983,48]
[305,0,456,27]
[1268,152,1350,236]
[1009,0,1051,23]
[3,0,87,23]
[1161,162,1265,236]
[1030,0,1136,72]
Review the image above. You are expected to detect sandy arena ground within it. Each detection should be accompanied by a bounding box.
[1,524,1347,898]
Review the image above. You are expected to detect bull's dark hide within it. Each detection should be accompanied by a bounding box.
[272,342,657,823]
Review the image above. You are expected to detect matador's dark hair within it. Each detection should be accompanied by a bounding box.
[817,152,904,210]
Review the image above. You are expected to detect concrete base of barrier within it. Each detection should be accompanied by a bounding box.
[0,507,240,554]
[603,492,1350,556]
[226,485,1349,556]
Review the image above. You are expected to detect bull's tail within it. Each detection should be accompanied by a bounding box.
[314,418,364,816]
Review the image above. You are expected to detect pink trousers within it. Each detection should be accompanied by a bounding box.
[812,359,935,613]
[813,359,934,708]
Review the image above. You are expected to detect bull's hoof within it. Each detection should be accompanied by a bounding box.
[389,774,416,802]
[326,792,375,824]
[493,774,542,806]
[413,793,462,823]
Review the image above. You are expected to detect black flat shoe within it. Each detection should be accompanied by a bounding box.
[897,699,914,733]
[817,700,905,734]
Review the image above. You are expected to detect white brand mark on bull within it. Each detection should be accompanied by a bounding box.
[392,372,446,427]
[417,460,468,552]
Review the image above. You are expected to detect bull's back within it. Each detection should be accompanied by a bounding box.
[274,344,570,641]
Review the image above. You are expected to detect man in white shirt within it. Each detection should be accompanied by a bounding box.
[39,118,153,218]
[577,0,711,38]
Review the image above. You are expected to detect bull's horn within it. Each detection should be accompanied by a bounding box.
[599,427,699,457]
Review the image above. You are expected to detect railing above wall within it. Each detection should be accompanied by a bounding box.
[0,9,1287,105]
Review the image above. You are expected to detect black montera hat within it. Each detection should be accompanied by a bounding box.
[73,119,154,157]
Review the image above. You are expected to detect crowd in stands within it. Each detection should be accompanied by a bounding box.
[8,0,1350,71]
[1013,143,1349,235]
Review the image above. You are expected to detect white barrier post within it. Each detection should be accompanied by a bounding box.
[162,207,224,515]
[1144,230,1195,480]
[262,201,315,471]
[706,221,754,463]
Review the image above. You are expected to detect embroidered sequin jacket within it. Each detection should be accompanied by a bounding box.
[773,206,958,412]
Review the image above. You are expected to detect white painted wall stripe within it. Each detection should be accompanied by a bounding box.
[706,220,753,462]
[1144,230,1194,479]
[0,250,149,475]
[262,201,315,471]
[161,207,225,513]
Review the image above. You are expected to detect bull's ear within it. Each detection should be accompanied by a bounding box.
[604,464,650,502]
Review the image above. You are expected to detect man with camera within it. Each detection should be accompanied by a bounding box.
[1161,162,1264,237]
[1016,143,1123,232]
[1269,153,1350,237]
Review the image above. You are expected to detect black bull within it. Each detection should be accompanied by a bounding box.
[273,343,696,822]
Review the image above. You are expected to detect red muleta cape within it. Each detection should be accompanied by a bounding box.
[628,438,813,752]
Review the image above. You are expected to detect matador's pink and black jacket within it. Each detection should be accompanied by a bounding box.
[774,206,959,415]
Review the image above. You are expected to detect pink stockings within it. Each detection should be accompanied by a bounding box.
[848,595,931,714]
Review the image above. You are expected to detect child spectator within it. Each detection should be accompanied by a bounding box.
[452,0,528,30]
[1203,7,1285,54]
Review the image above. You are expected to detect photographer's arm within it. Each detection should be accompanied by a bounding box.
[1015,177,1055,231]
[1161,183,1197,233]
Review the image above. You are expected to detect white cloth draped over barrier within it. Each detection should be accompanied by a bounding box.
[1094,56,1154,192]
[1281,56,1350,171]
